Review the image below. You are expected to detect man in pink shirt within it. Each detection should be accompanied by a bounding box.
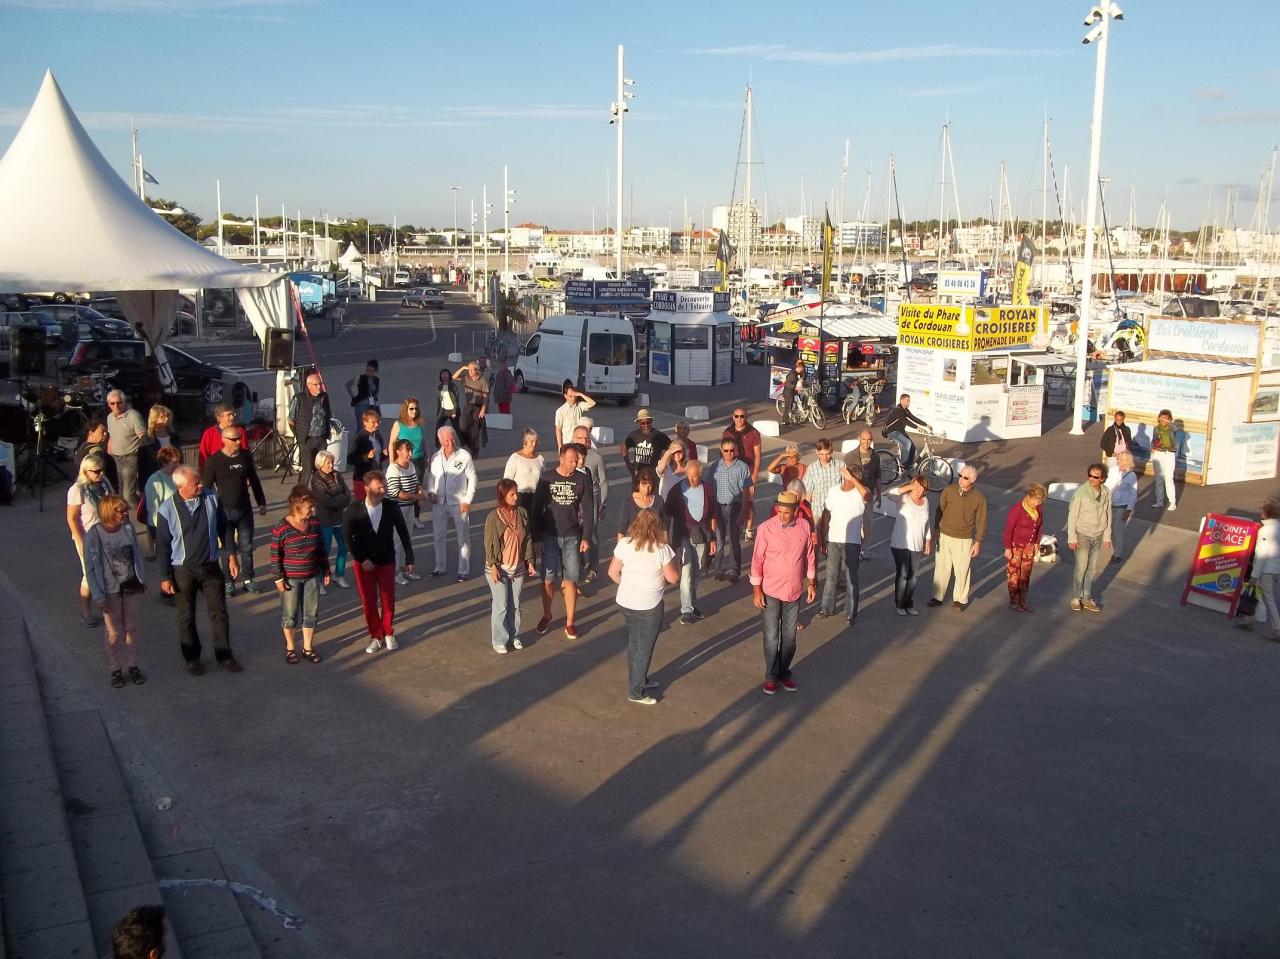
[750,490,817,695]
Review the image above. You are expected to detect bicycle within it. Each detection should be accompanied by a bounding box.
[875,427,953,492]
[841,376,886,426]
[775,384,827,430]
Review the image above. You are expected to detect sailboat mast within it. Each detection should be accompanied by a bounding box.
[1040,115,1049,292]
[744,84,753,310]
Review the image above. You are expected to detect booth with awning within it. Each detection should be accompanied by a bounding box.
[646,290,735,386]
[759,302,898,400]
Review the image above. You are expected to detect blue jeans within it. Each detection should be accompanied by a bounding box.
[1072,532,1104,601]
[819,541,861,618]
[890,547,921,609]
[541,534,582,583]
[761,594,800,682]
[623,602,664,698]
[678,541,707,614]
[888,431,914,469]
[280,575,321,629]
[486,568,524,649]
[221,507,255,582]
[320,524,348,577]
[713,501,743,573]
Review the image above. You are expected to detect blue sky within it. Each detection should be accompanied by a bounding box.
[1,0,1277,232]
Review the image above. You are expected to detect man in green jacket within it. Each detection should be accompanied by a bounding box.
[1067,463,1113,612]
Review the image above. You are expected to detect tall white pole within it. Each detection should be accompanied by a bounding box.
[503,164,511,278]
[281,205,287,263]
[1071,4,1121,436]
[470,197,477,289]
[255,194,261,263]
[482,185,489,295]
[138,154,146,203]
[1040,114,1049,291]
[744,84,753,308]
[130,126,140,198]
[216,179,223,254]
[451,185,460,260]
[615,44,626,277]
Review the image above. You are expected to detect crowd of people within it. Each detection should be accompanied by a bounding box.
[64,373,1208,700]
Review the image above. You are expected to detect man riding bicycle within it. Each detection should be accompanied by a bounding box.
[781,359,808,424]
[883,393,930,469]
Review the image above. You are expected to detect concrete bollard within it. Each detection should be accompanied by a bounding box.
[684,405,710,422]
[591,426,615,446]
[448,352,463,363]
[695,443,711,463]
[485,413,513,430]
[1047,481,1080,503]
[637,393,650,407]
[756,419,780,437]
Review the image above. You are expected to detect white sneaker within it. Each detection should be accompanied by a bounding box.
[320,585,329,596]
[413,519,426,530]
[335,575,350,589]
[628,695,658,705]
[512,638,524,650]
[493,645,508,654]
[895,608,907,617]
[364,638,383,654]
[384,634,399,651]
[1166,505,1177,512]
[906,608,920,616]
[405,571,422,581]
[395,572,409,586]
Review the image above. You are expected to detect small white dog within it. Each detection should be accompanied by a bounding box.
[1036,534,1059,564]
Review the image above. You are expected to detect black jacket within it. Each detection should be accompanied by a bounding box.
[664,481,716,550]
[291,390,333,441]
[883,405,927,436]
[343,499,414,568]
[1100,422,1133,457]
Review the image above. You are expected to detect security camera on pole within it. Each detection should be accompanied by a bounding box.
[503,164,516,280]
[609,43,635,277]
[1070,1,1123,435]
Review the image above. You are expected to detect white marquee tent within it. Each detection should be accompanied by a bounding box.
[0,71,291,374]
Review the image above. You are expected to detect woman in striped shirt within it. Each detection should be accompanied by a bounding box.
[271,485,331,664]
[386,439,426,585]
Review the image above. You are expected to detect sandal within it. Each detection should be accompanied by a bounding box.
[301,648,322,664]
[110,669,125,688]
[285,649,299,665]
[128,666,146,685]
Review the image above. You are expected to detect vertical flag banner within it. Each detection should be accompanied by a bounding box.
[1012,235,1036,306]
[821,208,834,299]
[714,230,734,292]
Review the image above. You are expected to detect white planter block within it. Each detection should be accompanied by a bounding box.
[684,405,709,421]
[695,443,711,463]
[637,392,650,406]
[448,352,463,363]
[840,438,860,454]
[1047,481,1080,503]
[767,471,783,486]
[378,403,401,420]
[485,413,513,430]
[591,426,615,445]
[756,419,780,437]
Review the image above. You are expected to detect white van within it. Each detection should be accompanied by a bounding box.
[514,313,637,405]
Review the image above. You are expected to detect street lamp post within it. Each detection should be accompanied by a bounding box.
[609,44,635,278]
[503,164,516,279]
[1070,1,1123,436]
[450,184,460,262]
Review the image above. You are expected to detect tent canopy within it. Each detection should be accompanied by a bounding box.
[0,71,283,295]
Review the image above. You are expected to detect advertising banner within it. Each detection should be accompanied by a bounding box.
[1230,422,1280,482]
[971,306,1049,351]
[1180,513,1260,616]
[822,340,842,382]
[1108,371,1211,422]
[1012,237,1036,306]
[897,304,1047,352]
[897,304,969,350]
[797,336,820,377]
[938,270,988,298]
[1005,384,1042,427]
[1147,318,1262,362]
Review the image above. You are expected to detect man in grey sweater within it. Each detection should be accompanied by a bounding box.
[573,423,608,584]
[1066,463,1113,612]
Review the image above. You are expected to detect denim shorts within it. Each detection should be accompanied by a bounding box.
[541,534,582,584]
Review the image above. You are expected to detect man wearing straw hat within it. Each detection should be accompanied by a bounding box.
[750,489,817,696]
[619,408,671,478]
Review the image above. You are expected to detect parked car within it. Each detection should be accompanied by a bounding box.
[402,287,429,308]
[0,293,40,313]
[30,304,134,346]
[393,270,411,287]
[744,342,766,366]
[335,280,363,299]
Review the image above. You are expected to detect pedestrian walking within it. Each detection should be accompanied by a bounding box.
[620,409,671,477]
[1253,498,1280,642]
[453,359,489,457]
[533,443,594,640]
[816,463,870,624]
[349,408,386,500]
[201,427,267,595]
[765,444,807,489]
[1099,410,1132,475]
[572,423,608,584]
[104,389,146,515]
[845,429,882,552]
[138,403,181,486]
[75,420,117,490]
[427,426,477,581]
[197,404,245,471]
[616,467,662,540]
[883,394,929,470]
[155,466,242,674]
[664,459,716,625]
[387,439,427,584]
[483,479,537,654]
[288,371,333,487]
[434,367,463,440]
[672,420,697,460]
[655,441,689,499]
[388,397,428,529]
[1105,450,1138,562]
[804,439,842,521]
[608,509,678,705]
[1067,463,1112,612]
[503,428,545,516]
[1003,483,1046,613]
[83,494,147,688]
[143,445,182,564]
[706,436,754,582]
[928,465,987,611]
[554,381,596,448]
[490,356,516,414]
[883,475,932,615]
[751,491,817,695]
[343,471,415,654]
[309,450,352,593]
[722,408,762,541]
[271,485,330,664]
[1150,408,1179,511]
[67,453,115,626]
[345,358,380,434]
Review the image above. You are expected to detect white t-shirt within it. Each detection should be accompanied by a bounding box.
[504,452,545,492]
[890,494,933,551]
[68,481,113,532]
[658,464,682,499]
[823,484,866,545]
[613,539,674,610]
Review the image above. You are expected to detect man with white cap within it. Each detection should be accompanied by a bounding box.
[750,489,817,695]
[619,408,671,478]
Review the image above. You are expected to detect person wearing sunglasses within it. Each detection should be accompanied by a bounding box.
[721,408,761,541]
[928,466,987,612]
[201,428,267,595]
[67,453,115,627]
[706,438,754,583]
[104,389,147,519]
[1066,463,1113,612]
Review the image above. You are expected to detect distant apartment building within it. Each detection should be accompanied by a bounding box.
[1109,226,1146,256]
[784,215,822,250]
[1215,229,1280,259]
[508,224,545,250]
[671,229,714,253]
[624,225,671,251]
[757,226,801,254]
[712,201,761,249]
[839,220,884,249]
[952,223,1000,254]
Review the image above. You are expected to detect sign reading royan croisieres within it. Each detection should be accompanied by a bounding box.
[897,304,1048,352]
